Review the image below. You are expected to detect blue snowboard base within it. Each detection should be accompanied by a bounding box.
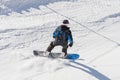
[65,54,80,60]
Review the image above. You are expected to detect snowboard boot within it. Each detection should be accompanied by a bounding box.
[60,52,67,58]
[44,51,50,56]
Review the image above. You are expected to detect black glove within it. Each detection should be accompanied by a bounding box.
[68,42,73,47]
[69,43,73,47]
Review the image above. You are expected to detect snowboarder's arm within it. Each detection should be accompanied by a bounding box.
[53,27,60,38]
[53,31,57,38]
[68,31,73,47]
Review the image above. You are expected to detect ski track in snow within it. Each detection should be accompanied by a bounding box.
[0,25,54,50]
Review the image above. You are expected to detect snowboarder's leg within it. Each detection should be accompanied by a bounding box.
[46,42,55,52]
[44,42,55,56]
[62,45,68,56]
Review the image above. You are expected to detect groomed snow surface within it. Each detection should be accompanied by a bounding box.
[0,0,120,80]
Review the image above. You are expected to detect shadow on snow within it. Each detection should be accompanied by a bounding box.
[65,61,110,80]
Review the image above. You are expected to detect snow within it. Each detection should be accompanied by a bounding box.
[0,0,120,80]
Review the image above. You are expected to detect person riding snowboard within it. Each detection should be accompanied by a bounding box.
[45,20,73,58]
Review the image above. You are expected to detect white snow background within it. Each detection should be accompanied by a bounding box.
[0,0,120,80]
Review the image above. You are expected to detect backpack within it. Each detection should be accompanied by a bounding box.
[54,25,70,42]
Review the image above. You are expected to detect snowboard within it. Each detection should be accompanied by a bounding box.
[33,50,80,60]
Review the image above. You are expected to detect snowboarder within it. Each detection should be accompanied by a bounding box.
[45,20,73,58]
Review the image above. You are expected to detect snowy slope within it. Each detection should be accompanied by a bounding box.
[0,0,74,15]
[0,0,120,80]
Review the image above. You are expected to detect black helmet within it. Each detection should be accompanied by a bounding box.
[63,19,69,24]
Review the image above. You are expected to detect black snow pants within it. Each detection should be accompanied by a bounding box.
[46,41,68,56]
